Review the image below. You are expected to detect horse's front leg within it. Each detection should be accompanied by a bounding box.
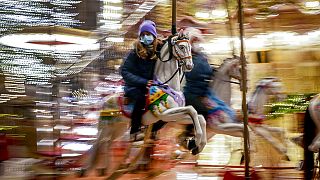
[250,124,287,156]
[308,133,320,152]
[158,105,206,153]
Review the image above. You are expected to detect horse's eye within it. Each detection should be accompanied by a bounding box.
[179,45,184,49]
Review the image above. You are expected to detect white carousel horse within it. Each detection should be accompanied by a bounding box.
[207,65,289,158]
[79,30,207,177]
[210,56,242,106]
[300,93,320,179]
[246,77,288,156]
[205,57,244,138]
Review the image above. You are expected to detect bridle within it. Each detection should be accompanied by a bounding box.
[156,35,192,86]
[212,60,241,85]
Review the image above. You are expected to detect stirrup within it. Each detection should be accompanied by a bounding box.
[179,136,197,150]
[130,132,145,142]
[186,137,197,150]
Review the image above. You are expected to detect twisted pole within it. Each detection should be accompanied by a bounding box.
[171,0,177,35]
[237,0,250,178]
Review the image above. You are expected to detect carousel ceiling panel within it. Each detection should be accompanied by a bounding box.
[122,0,320,38]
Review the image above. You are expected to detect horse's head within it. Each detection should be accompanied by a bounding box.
[256,77,285,101]
[224,56,241,81]
[170,30,193,72]
[249,77,285,115]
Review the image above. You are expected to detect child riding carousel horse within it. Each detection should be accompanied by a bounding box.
[120,20,163,141]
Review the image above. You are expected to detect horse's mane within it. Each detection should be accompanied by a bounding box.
[248,77,280,115]
[218,58,235,74]
[155,34,187,92]
[210,57,240,106]
[159,40,170,60]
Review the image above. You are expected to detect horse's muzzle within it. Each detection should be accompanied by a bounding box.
[185,64,194,72]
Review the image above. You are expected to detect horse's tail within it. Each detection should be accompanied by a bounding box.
[304,106,315,180]
[77,93,124,176]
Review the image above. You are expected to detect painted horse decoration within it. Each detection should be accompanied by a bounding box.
[205,59,289,159]
[210,56,242,106]
[79,30,207,177]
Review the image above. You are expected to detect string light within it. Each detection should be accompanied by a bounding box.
[0,0,101,89]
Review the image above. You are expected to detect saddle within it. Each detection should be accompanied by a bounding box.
[118,95,135,118]
[118,88,168,117]
[248,114,265,124]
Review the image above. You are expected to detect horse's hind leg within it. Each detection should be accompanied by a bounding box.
[251,125,288,158]
[79,118,129,177]
[189,115,207,155]
[78,121,109,177]
[106,124,155,180]
[159,106,206,153]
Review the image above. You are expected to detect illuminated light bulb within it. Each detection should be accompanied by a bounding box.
[305,1,320,8]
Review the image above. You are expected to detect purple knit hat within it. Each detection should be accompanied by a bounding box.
[138,20,157,37]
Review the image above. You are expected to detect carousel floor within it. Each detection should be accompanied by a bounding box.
[60,122,305,180]
[60,151,304,180]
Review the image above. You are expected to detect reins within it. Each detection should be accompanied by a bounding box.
[211,63,240,85]
[152,61,184,86]
[158,35,174,63]
[154,35,189,86]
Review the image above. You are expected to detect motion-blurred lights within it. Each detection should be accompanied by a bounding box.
[176,172,198,179]
[268,31,298,46]
[61,153,82,157]
[246,36,270,50]
[195,12,210,19]
[101,24,122,30]
[36,115,54,119]
[54,125,71,130]
[62,143,92,151]
[305,1,320,8]
[104,5,122,10]
[211,9,227,18]
[37,139,56,146]
[103,12,122,19]
[100,20,121,24]
[73,127,98,136]
[105,0,122,3]
[85,112,99,120]
[0,34,99,52]
[105,37,124,42]
[94,85,123,93]
[202,37,237,54]
[77,137,97,141]
[308,29,320,37]
[36,127,54,132]
[269,31,297,38]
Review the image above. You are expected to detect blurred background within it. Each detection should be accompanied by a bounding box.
[0,0,319,179]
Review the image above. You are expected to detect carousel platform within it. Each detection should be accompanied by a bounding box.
[58,122,304,180]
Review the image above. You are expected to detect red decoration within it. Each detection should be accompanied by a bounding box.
[27,41,75,45]
[0,134,9,161]
[223,170,260,180]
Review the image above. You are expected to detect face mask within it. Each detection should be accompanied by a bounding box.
[140,35,154,45]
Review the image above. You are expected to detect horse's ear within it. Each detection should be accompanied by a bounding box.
[178,29,184,38]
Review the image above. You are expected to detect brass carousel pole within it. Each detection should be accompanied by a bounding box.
[171,0,177,35]
[224,0,235,55]
[237,0,250,178]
